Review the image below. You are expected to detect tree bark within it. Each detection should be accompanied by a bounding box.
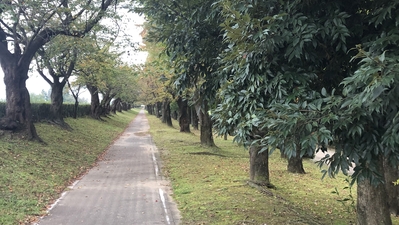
[171,110,178,120]
[67,81,80,119]
[122,102,128,111]
[287,143,305,174]
[147,104,153,115]
[249,145,270,186]
[87,84,102,119]
[177,97,190,132]
[111,98,121,114]
[383,155,399,216]
[198,103,215,147]
[155,101,162,118]
[357,155,392,225]
[191,106,199,130]
[99,91,115,116]
[49,80,70,128]
[161,98,172,127]
[0,61,40,140]
[117,102,123,112]
[73,99,79,119]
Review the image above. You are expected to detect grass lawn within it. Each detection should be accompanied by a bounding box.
[0,109,139,225]
[147,113,399,225]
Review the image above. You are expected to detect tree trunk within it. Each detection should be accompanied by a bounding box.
[171,110,178,120]
[191,106,199,130]
[198,104,215,147]
[49,80,70,128]
[357,155,392,225]
[111,98,121,114]
[122,102,128,111]
[73,99,79,119]
[117,102,123,112]
[177,97,190,132]
[67,81,80,119]
[0,62,40,140]
[99,92,115,116]
[86,84,102,119]
[161,98,172,127]
[147,104,153,115]
[383,155,399,216]
[287,143,305,174]
[249,145,270,186]
[155,101,162,118]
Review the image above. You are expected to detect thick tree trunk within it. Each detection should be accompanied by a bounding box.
[0,62,40,140]
[122,102,128,111]
[357,155,392,225]
[111,98,121,114]
[191,106,199,130]
[49,80,70,128]
[383,156,399,216]
[117,102,123,112]
[177,97,190,132]
[249,145,270,186]
[161,98,172,127]
[99,92,115,116]
[87,84,102,119]
[287,143,305,174]
[147,104,153,115]
[198,104,215,147]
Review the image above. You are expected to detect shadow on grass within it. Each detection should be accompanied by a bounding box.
[188,151,226,157]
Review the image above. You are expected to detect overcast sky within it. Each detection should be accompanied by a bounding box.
[0,10,147,101]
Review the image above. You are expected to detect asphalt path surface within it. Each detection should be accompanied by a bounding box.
[37,110,180,225]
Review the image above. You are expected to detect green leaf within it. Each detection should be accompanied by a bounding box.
[372,86,385,100]
[321,87,327,97]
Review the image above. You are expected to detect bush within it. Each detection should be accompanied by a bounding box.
[0,102,91,122]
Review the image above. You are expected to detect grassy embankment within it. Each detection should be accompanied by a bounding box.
[147,113,399,225]
[0,109,139,225]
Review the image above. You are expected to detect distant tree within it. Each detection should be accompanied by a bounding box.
[134,0,225,146]
[137,41,175,127]
[75,40,138,119]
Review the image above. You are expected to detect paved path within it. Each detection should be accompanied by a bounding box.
[37,110,180,225]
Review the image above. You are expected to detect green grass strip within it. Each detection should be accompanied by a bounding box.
[147,113,399,225]
[0,109,139,225]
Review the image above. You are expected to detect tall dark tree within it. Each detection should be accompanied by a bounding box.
[161,98,173,127]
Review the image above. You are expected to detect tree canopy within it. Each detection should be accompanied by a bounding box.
[138,0,399,223]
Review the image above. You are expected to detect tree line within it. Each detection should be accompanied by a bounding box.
[0,0,141,137]
[135,0,399,224]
